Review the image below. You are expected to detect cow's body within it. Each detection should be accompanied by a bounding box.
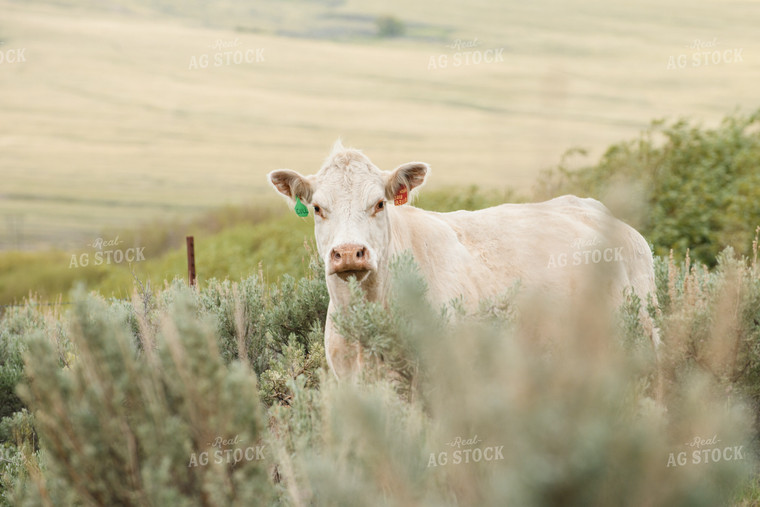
[269,142,659,379]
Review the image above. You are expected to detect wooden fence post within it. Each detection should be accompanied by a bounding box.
[186,236,196,287]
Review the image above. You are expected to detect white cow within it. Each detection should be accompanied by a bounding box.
[269,141,659,379]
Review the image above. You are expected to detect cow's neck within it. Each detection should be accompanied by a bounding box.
[325,263,390,308]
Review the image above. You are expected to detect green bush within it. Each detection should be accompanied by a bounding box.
[376,15,405,38]
[536,109,760,266]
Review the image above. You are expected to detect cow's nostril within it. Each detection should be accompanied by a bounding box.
[333,251,341,260]
[356,250,364,258]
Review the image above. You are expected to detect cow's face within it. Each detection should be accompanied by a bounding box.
[269,142,428,284]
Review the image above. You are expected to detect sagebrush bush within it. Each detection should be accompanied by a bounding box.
[0,258,330,505]
[276,247,757,506]
[2,235,760,505]
[0,307,35,424]
[14,288,274,506]
[197,254,329,405]
[654,244,760,426]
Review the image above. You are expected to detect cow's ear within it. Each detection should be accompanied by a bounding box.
[268,169,314,204]
[385,162,429,201]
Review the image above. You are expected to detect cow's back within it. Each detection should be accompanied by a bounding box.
[423,195,657,311]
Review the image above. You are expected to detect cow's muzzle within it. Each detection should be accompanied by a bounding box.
[328,244,372,281]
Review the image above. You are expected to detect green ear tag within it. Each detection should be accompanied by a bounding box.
[294,196,309,217]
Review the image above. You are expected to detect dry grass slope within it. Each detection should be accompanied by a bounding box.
[1,0,759,249]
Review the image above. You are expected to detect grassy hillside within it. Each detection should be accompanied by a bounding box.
[1,0,759,250]
[0,209,314,306]
[0,186,516,306]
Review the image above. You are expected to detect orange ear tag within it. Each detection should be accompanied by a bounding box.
[393,186,408,206]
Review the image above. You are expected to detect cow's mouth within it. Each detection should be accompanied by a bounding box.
[335,269,371,283]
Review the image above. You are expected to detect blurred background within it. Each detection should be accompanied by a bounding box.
[0,0,759,302]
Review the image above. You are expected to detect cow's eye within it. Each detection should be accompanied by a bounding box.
[374,200,385,214]
[313,205,323,217]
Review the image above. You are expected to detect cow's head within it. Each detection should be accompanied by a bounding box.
[268,141,428,285]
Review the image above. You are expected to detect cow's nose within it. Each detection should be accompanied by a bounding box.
[329,244,371,275]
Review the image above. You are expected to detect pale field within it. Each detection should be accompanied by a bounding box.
[0,0,758,250]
